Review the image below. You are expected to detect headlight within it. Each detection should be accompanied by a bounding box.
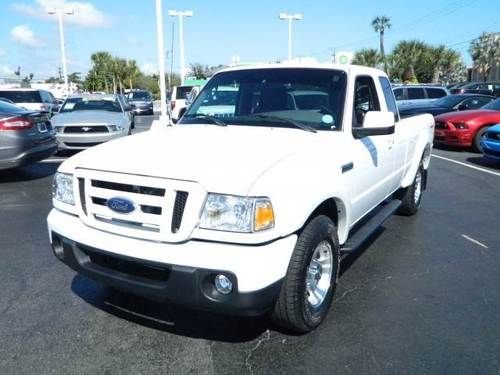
[453,122,468,130]
[109,125,124,131]
[52,172,74,205]
[54,126,63,133]
[199,194,274,233]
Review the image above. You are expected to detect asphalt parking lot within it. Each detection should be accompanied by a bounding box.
[1,115,499,374]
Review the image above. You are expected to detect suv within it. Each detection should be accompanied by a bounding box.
[168,85,193,123]
[126,90,154,115]
[393,85,449,107]
[0,88,58,115]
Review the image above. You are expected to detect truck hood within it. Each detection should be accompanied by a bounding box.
[52,110,124,125]
[61,125,321,194]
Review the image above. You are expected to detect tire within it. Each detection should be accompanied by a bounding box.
[271,215,340,333]
[472,127,489,153]
[127,127,132,136]
[131,121,135,130]
[396,164,424,216]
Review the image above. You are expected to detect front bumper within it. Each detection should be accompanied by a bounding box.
[56,131,126,150]
[480,137,500,161]
[433,129,473,147]
[47,209,296,315]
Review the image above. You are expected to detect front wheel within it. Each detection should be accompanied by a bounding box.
[472,127,489,153]
[396,165,424,216]
[271,215,340,333]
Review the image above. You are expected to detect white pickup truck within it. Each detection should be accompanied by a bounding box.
[48,64,434,333]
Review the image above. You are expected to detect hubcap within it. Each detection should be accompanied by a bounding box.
[414,170,422,204]
[306,240,333,308]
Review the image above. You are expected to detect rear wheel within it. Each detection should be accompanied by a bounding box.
[397,164,424,216]
[271,215,340,333]
[472,126,489,153]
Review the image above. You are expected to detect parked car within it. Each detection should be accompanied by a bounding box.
[0,88,58,115]
[399,94,496,118]
[168,85,194,123]
[434,98,500,151]
[117,94,135,129]
[0,100,57,169]
[48,64,434,333]
[450,82,500,96]
[0,97,16,104]
[126,90,154,115]
[480,124,500,161]
[393,85,449,107]
[51,94,133,150]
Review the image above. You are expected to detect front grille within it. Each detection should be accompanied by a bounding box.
[65,142,102,147]
[64,126,109,133]
[435,121,447,129]
[74,169,204,242]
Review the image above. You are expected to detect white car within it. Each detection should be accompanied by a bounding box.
[0,88,58,115]
[168,85,193,123]
[48,64,434,333]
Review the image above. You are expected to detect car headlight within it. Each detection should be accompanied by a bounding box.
[52,172,74,205]
[54,126,63,133]
[199,194,274,233]
[453,122,468,130]
[109,125,124,131]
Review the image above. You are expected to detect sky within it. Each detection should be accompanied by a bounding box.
[0,0,498,80]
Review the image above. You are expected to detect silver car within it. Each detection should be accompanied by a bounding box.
[52,94,132,150]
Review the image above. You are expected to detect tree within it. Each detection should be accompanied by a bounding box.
[68,72,82,84]
[390,40,428,82]
[352,48,381,68]
[469,32,500,81]
[372,15,391,73]
[188,63,227,80]
[426,46,464,83]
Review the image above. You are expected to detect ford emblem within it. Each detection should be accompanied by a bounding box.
[107,197,135,214]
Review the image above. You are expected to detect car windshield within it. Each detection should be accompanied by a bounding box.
[129,91,150,100]
[180,68,347,131]
[481,98,500,111]
[60,97,122,112]
[0,90,41,103]
[433,95,467,108]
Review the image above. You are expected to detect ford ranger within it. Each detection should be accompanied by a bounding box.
[47,64,434,333]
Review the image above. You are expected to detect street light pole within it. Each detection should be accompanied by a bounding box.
[168,10,193,85]
[155,0,168,123]
[48,8,73,96]
[279,13,303,62]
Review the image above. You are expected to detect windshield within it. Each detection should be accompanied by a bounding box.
[433,95,466,108]
[0,90,41,103]
[129,91,151,100]
[181,68,347,131]
[60,97,123,113]
[482,98,500,111]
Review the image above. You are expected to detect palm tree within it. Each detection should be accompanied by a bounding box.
[372,15,392,73]
[352,48,381,68]
[390,40,427,82]
[469,32,500,82]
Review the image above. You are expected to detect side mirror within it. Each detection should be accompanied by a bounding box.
[352,111,395,139]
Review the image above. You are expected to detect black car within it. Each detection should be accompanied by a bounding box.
[126,90,154,115]
[450,82,500,97]
[399,94,496,118]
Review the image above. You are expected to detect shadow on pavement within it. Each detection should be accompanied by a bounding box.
[71,274,270,343]
[339,227,385,277]
[466,156,500,170]
[0,162,59,183]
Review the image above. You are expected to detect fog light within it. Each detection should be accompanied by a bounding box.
[214,274,233,294]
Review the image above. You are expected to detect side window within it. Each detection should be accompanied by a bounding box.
[407,88,426,99]
[393,88,404,100]
[379,77,399,122]
[462,97,491,109]
[426,88,447,98]
[353,76,380,127]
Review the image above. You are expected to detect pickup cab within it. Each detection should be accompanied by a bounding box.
[48,64,434,333]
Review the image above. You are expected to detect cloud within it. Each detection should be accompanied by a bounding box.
[0,64,15,76]
[141,62,158,75]
[0,48,6,57]
[12,0,110,28]
[126,37,140,45]
[11,25,45,47]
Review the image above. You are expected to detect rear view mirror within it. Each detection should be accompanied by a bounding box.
[353,111,395,139]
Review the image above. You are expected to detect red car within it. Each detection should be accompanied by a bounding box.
[434,99,500,151]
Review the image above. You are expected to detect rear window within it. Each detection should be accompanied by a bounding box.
[426,88,447,98]
[176,86,193,99]
[393,88,404,100]
[407,88,426,99]
[129,91,151,100]
[0,90,42,103]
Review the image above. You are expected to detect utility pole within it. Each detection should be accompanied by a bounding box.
[48,8,73,96]
[155,0,168,124]
[279,13,303,62]
[168,10,193,85]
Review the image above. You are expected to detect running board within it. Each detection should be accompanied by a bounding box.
[340,199,401,254]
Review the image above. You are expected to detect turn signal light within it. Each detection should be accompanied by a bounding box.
[254,200,275,231]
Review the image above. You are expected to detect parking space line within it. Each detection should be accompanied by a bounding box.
[461,234,489,249]
[432,154,500,177]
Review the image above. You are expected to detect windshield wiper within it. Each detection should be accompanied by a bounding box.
[251,114,317,133]
[188,114,227,126]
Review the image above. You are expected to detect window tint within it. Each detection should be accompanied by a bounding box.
[176,86,194,99]
[353,76,380,127]
[378,77,399,122]
[393,88,404,100]
[462,97,493,109]
[426,88,447,98]
[0,90,42,103]
[407,87,425,99]
[60,97,122,112]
